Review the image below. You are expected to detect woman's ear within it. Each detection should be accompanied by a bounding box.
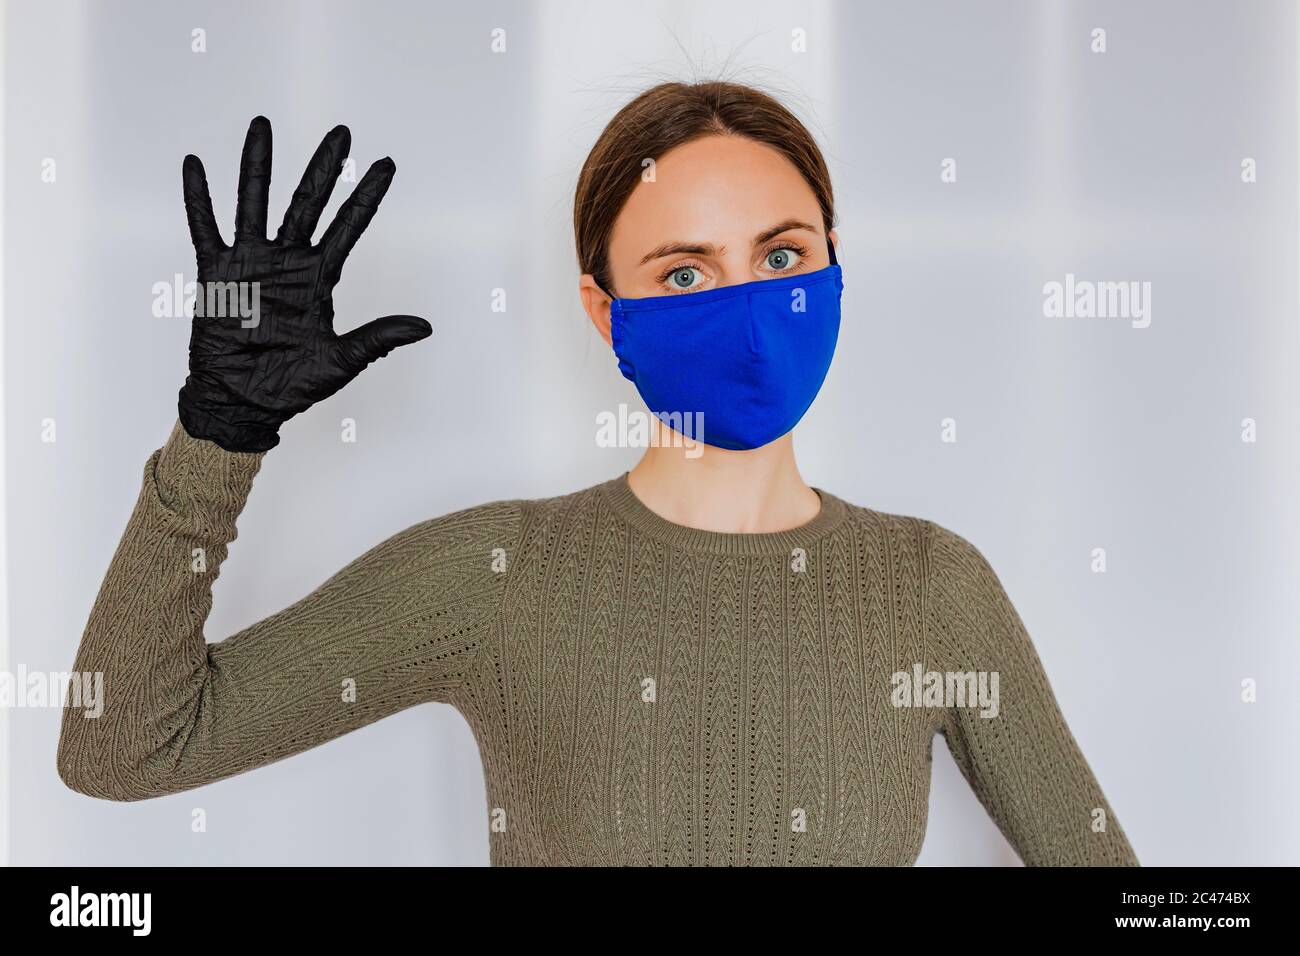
[828,228,839,263]
[579,274,613,347]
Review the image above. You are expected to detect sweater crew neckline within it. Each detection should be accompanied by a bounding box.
[597,471,848,556]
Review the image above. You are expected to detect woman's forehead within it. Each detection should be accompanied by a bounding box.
[610,136,822,258]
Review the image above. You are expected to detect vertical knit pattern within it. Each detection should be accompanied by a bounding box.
[57,423,1139,866]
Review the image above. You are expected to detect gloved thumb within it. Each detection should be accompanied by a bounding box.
[336,315,432,373]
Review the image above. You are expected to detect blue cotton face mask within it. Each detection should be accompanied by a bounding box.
[607,239,843,451]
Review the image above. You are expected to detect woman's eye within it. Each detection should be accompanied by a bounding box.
[765,248,799,271]
[667,266,704,290]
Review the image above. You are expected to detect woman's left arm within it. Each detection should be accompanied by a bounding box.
[922,519,1140,866]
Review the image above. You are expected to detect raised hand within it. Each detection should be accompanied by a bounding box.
[177,116,431,453]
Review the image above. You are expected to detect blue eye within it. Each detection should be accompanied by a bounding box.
[669,267,703,290]
[765,248,797,271]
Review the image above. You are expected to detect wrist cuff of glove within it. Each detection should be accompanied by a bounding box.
[178,398,283,454]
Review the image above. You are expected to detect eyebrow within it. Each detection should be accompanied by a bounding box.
[637,218,820,266]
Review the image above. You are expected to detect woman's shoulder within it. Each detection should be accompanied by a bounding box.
[823,491,994,581]
[404,477,613,542]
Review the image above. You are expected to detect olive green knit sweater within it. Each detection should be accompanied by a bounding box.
[56,422,1138,866]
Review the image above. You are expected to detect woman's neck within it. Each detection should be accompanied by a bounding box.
[626,433,823,535]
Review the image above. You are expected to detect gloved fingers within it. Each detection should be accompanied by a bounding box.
[234,115,273,243]
[182,154,225,254]
[319,157,395,278]
[276,124,351,246]
[335,314,432,374]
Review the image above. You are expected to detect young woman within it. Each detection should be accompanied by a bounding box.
[57,82,1138,867]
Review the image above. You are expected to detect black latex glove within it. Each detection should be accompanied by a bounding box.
[177,116,431,453]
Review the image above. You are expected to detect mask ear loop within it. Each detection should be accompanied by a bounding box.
[594,269,616,301]
[598,234,839,301]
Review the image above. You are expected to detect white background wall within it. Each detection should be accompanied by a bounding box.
[3,0,1296,865]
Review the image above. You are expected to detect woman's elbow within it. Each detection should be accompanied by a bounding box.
[56,733,156,802]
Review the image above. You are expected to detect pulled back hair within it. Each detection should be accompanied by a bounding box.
[573,81,835,296]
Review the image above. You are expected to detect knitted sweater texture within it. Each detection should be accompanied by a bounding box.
[56,423,1138,866]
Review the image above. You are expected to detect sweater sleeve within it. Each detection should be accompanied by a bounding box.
[56,421,520,801]
[921,519,1139,866]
